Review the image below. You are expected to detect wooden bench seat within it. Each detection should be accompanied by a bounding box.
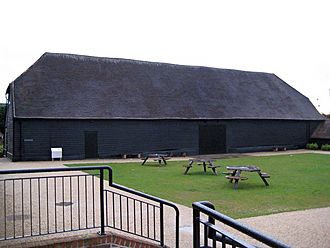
[208,165,221,168]
[154,157,170,160]
[260,173,270,178]
[226,176,248,181]
[184,159,218,175]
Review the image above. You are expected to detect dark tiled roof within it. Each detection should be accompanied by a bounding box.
[311,120,330,139]
[10,52,324,120]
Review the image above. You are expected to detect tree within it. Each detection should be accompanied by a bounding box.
[0,103,5,134]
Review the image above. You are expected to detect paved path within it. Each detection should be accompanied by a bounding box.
[239,207,330,248]
[0,158,180,247]
[0,150,329,247]
[177,204,330,248]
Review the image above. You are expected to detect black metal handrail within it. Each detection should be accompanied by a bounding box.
[112,183,180,247]
[0,166,113,181]
[192,201,290,248]
[0,166,179,247]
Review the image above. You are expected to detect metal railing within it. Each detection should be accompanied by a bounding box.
[108,183,179,247]
[192,201,290,248]
[0,166,179,247]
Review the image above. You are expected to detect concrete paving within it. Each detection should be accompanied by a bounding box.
[0,157,182,247]
[0,150,329,247]
[239,207,330,248]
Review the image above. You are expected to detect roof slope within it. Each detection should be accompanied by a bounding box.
[311,120,330,139]
[10,52,324,120]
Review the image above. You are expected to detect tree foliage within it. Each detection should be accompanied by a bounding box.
[0,103,5,134]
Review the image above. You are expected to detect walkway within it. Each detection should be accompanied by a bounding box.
[0,149,329,247]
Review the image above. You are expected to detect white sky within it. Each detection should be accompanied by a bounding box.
[1,0,329,114]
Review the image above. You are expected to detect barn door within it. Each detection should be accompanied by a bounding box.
[199,125,226,154]
[84,131,98,158]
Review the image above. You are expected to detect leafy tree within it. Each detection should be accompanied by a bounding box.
[0,103,5,134]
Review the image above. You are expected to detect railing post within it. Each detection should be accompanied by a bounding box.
[175,208,180,248]
[207,203,216,240]
[99,168,105,235]
[192,208,200,248]
[160,202,164,246]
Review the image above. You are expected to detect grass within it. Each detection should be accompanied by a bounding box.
[66,153,330,218]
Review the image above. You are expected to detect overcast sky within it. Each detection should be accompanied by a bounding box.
[1,0,329,114]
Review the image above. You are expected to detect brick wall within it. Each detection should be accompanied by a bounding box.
[16,232,162,248]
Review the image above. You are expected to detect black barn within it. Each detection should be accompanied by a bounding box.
[310,120,330,146]
[4,53,324,161]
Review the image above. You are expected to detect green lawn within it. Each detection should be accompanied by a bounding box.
[67,153,330,218]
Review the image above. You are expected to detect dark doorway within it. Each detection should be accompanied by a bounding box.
[84,131,98,158]
[199,125,226,154]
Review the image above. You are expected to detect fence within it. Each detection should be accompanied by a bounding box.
[192,201,290,248]
[0,166,179,247]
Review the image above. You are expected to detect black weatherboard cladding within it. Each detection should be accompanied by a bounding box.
[15,119,318,161]
[16,119,198,161]
[5,52,324,161]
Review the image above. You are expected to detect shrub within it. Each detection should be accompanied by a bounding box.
[306,143,319,150]
[321,144,330,151]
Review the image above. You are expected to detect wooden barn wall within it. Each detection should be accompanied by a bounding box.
[12,119,321,161]
[225,119,320,152]
[15,119,198,161]
[310,137,330,146]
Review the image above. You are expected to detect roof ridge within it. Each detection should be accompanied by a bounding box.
[43,52,274,75]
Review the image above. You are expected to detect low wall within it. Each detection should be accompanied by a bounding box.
[15,232,162,248]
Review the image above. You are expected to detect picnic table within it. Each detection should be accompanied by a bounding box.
[224,165,270,190]
[184,158,220,175]
[141,153,170,165]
